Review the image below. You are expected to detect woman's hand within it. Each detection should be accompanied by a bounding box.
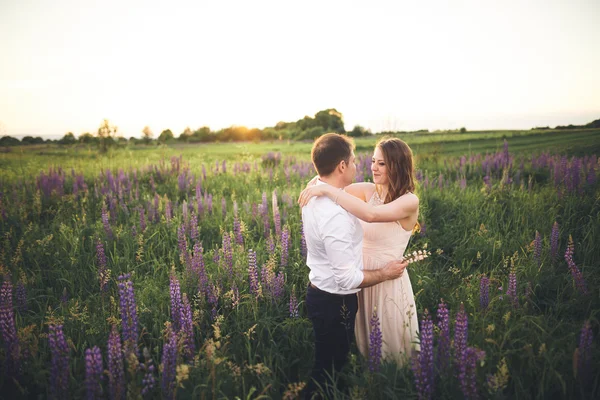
[298,185,330,207]
[305,175,319,189]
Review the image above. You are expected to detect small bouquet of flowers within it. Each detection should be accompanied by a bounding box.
[402,248,431,265]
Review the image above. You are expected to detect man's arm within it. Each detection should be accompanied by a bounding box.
[321,210,408,291]
[359,261,407,288]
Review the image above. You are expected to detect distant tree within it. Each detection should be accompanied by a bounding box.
[178,127,193,142]
[296,126,325,140]
[0,136,20,146]
[58,132,77,145]
[348,125,370,137]
[97,119,118,152]
[21,136,35,145]
[190,127,211,142]
[314,109,345,133]
[585,119,600,129]
[459,127,467,133]
[79,132,96,144]
[158,129,174,143]
[142,126,154,144]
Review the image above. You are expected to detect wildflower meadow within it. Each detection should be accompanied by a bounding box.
[0,131,599,399]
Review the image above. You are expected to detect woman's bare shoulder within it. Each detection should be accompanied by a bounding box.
[345,182,376,202]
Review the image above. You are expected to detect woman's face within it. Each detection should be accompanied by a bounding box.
[371,147,389,186]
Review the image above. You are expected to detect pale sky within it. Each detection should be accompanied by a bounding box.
[1,0,599,138]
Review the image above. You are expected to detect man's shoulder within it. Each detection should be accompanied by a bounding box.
[305,198,354,224]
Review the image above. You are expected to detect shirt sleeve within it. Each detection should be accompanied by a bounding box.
[320,210,364,290]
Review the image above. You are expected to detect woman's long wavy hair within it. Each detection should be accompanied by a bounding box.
[375,137,420,232]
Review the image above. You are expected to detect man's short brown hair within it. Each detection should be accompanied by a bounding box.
[311,133,355,177]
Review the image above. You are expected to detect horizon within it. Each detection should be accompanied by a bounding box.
[1,0,599,139]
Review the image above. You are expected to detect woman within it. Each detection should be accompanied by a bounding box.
[298,137,420,365]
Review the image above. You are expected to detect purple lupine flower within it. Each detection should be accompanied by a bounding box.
[577,320,593,387]
[570,157,582,194]
[177,224,190,269]
[109,197,118,223]
[189,211,199,241]
[177,172,186,193]
[49,324,70,399]
[266,234,275,254]
[161,325,178,400]
[565,237,588,294]
[131,224,137,238]
[101,203,113,240]
[96,239,109,293]
[221,197,227,219]
[368,308,383,372]
[85,346,103,400]
[420,221,427,237]
[222,233,234,279]
[289,291,299,318]
[141,348,156,398]
[280,225,290,267]
[586,162,596,186]
[16,281,26,312]
[459,347,486,400]
[300,221,307,260]
[180,294,195,360]
[206,193,213,215]
[248,249,261,297]
[533,231,542,266]
[479,276,489,310]
[550,221,559,262]
[412,310,434,400]
[454,303,468,367]
[272,271,285,300]
[0,280,20,374]
[117,274,138,356]
[436,301,450,371]
[507,268,518,307]
[107,325,125,400]
[169,276,183,331]
[233,214,243,245]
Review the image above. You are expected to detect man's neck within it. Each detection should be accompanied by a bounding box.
[319,175,346,189]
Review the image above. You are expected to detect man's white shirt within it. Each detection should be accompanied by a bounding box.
[302,180,365,295]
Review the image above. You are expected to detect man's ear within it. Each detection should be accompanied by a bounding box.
[338,159,346,173]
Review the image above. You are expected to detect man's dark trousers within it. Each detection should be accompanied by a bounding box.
[304,284,358,399]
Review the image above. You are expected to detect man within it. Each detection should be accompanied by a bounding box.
[302,133,408,399]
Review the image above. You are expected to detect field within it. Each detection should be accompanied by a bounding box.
[0,128,599,399]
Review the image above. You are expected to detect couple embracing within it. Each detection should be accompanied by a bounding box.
[298,133,420,399]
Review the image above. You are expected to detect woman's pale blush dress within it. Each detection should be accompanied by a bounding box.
[355,191,420,365]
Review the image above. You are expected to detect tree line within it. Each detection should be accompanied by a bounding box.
[0,109,372,149]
